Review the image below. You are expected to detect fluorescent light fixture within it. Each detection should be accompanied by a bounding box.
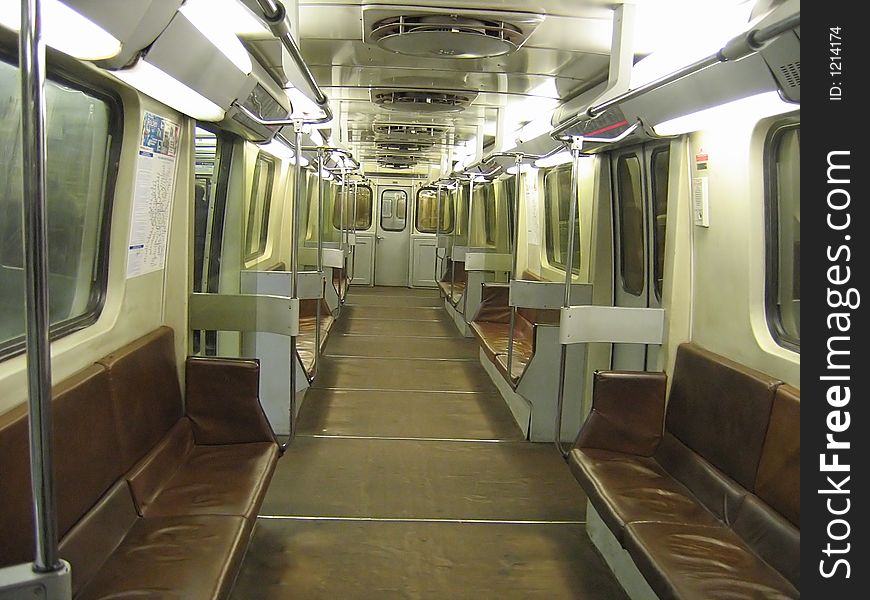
[534,150,573,169]
[179,0,253,75]
[260,138,311,166]
[201,0,270,36]
[0,0,121,60]
[506,163,535,175]
[114,60,225,121]
[632,0,756,87]
[259,139,295,161]
[652,91,796,136]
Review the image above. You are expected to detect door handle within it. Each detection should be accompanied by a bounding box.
[376,235,385,241]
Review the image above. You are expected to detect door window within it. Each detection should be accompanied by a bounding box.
[616,154,645,296]
[380,189,407,232]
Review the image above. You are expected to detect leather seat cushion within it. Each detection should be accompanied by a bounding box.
[625,521,799,600]
[570,448,721,542]
[76,515,251,600]
[469,322,533,362]
[143,442,278,520]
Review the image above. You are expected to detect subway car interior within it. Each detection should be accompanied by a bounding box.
[0,0,800,598]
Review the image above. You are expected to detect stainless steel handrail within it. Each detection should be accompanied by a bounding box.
[553,12,801,134]
[286,122,304,447]
[19,0,62,573]
[252,0,333,124]
[554,137,584,458]
[313,149,324,381]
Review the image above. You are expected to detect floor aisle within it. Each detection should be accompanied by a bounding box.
[230,287,627,600]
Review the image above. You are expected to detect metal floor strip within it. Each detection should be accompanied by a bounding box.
[322,354,478,362]
[257,515,585,525]
[310,386,492,394]
[334,333,456,339]
[296,434,520,443]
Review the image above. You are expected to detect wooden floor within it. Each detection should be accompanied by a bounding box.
[230,286,627,600]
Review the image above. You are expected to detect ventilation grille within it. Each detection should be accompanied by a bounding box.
[372,89,476,113]
[778,61,800,88]
[371,15,522,58]
[231,83,290,138]
[372,123,449,139]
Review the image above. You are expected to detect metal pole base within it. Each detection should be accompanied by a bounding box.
[0,561,71,600]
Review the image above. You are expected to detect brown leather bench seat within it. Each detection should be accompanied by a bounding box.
[569,343,799,599]
[297,297,334,378]
[437,258,467,308]
[469,284,557,387]
[0,327,279,599]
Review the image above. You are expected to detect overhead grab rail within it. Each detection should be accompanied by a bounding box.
[247,0,333,125]
[552,11,801,138]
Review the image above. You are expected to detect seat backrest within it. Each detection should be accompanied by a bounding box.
[664,343,781,489]
[730,384,801,588]
[473,285,510,323]
[97,327,183,472]
[754,384,800,526]
[0,364,122,568]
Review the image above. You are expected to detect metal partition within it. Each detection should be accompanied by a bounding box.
[509,280,593,310]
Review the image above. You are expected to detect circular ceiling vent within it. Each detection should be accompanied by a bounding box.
[373,90,472,114]
[372,15,522,59]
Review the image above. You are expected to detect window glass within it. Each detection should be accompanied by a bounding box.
[616,154,645,296]
[244,151,275,259]
[192,126,234,355]
[767,122,800,348]
[0,59,116,358]
[415,187,454,233]
[650,148,670,301]
[380,189,407,232]
[333,184,373,231]
[543,164,580,273]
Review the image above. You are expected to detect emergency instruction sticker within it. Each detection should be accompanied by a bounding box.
[126,112,181,278]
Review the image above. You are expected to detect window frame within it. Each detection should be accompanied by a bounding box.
[0,51,123,362]
[244,151,276,261]
[615,153,646,297]
[333,183,373,231]
[542,164,581,275]
[764,118,801,352]
[379,188,408,232]
[649,146,670,302]
[415,186,454,234]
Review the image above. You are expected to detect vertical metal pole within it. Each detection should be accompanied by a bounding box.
[349,179,358,283]
[340,162,347,302]
[506,155,523,381]
[555,138,583,457]
[314,150,323,378]
[20,0,61,573]
[287,123,304,444]
[434,184,442,287]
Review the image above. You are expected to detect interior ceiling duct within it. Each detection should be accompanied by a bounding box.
[372,123,449,139]
[372,89,477,113]
[370,14,522,58]
[375,141,433,153]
